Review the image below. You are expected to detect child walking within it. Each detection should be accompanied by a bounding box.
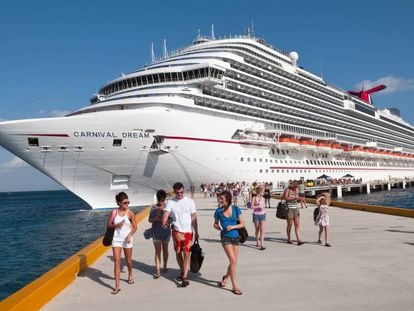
[315,193,331,247]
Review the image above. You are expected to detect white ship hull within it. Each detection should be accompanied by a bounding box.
[1,104,413,209]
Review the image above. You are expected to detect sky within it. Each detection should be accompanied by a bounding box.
[0,0,413,192]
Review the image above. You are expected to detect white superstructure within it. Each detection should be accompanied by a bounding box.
[1,33,414,209]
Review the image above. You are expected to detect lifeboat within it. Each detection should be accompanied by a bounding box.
[277,135,299,150]
[315,140,332,153]
[383,150,393,158]
[363,147,375,157]
[349,145,365,157]
[330,142,344,155]
[372,148,383,158]
[298,138,316,151]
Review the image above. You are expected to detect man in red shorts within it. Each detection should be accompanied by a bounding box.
[162,182,199,287]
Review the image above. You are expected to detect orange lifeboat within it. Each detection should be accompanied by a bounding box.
[298,138,316,151]
[330,142,344,155]
[315,140,331,153]
[277,135,299,150]
[350,145,364,157]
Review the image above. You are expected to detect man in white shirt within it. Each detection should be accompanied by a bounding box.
[162,182,199,287]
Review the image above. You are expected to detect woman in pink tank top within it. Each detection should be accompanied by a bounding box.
[252,185,266,250]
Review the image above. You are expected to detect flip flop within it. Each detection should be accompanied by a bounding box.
[259,246,266,250]
[111,288,121,295]
[232,288,243,295]
[218,275,228,288]
[127,278,134,284]
[153,273,160,279]
[287,240,293,244]
[162,267,168,273]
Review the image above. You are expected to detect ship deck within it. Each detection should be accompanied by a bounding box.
[44,196,414,311]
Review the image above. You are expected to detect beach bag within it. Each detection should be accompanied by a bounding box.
[313,207,320,222]
[103,209,117,246]
[143,228,153,240]
[190,240,204,273]
[238,220,248,243]
[276,201,289,219]
[246,201,251,209]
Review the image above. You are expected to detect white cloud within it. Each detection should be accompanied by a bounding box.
[48,110,71,117]
[0,156,28,169]
[356,76,414,94]
[38,110,70,117]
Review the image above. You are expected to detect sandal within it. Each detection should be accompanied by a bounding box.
[325,243,331,247]
[218,275,228,288]
[111,288,121,295]
[232,288,243,295]
[287,240,293,244]
[127,278,135,284]
[181,278,190,287]
[317,240,322,244]
[259,246,266,250]
[176,273,184,281]
[297,241,305,246]
[162,267,168,273]
[153,273,160,279]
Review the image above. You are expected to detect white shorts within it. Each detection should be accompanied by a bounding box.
[112,240,133,248]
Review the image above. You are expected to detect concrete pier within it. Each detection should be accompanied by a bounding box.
[43,196,414,311]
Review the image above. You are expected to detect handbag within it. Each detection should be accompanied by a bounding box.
[103,209,117,246]
[143,227,153,240]
[190,240,204,273]
[276,201,289,219]
[238,220,248,243]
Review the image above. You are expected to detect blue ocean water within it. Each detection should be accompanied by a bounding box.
[0,190,143,301]
[338,186,414,209]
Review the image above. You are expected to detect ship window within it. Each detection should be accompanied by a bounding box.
[153,74,159,83]
[240,157,244,162]
[259,169,263,173]
[266,169,268,173]
[277,169,280,173]
[272,169,274,173]
[113,139,122,147]
[28,137,39,146]
[259,159,262,162]
[247,158,250,162]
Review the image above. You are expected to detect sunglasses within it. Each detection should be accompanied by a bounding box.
[122,201,130,205]
[175,191,184,194]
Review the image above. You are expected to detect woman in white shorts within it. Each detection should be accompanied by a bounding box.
[107,192,137,294]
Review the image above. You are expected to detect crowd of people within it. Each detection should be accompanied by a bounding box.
[106,180,331,296]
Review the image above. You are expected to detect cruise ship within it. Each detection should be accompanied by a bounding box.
[1,31,414,209]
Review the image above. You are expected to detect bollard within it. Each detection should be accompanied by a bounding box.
[366,183,370,194]
[337,185,342,198]
[403,181,406,189]
[387,183,391,191]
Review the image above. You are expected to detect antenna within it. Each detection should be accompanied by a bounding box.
[163,38,168,59]
[247,26,251,37]
[251,20,255,37]
[211,24,215,40]
[151,43,155,63]
[197,29,201,39]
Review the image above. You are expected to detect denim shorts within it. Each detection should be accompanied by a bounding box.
[253,213,266,223]
[221,236,240,245]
